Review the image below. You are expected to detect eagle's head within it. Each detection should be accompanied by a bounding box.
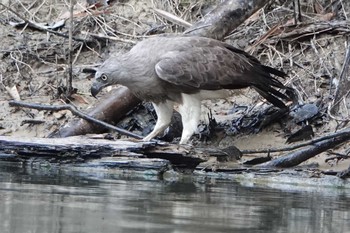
[91,70,111,98]
[90,57,127,98]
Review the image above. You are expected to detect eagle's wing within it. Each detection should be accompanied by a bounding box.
[155,46,255,90]
[155,43,291,108]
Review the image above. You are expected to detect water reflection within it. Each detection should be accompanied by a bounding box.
[0,162,349,233]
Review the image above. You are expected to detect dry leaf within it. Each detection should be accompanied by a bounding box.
[58,0,109,20]
[5,85,21,101]
[71,93,89,104]
[314,0,324,14]
[284,18,296,26]
[317,12,336,21]
[53,110,68,120]
[244,9,262,25]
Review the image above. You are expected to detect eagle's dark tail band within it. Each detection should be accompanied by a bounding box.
[253,86,290,109]
[261,65,287,78]
[254,66,295,108]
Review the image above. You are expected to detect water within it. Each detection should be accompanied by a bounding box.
[0,163,350,233]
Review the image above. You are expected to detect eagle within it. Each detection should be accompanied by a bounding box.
[91,35,293,144]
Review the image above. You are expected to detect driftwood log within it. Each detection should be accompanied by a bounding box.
[185,0,270,39]
[53,0,271,138]
[0,136,236,171]
[259,128,350,168]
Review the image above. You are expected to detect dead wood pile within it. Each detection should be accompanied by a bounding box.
[0,0,350,178]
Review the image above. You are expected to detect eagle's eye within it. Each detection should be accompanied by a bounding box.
[100,74,108,81]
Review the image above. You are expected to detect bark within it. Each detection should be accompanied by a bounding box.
[53,0,270,138]
[186,0,270,39]
[0,136,232,169]
[81,157,171,173]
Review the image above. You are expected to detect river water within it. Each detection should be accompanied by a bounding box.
[0,162,349,233]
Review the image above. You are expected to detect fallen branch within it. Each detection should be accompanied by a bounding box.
[0,135,234,169]
[153,8,192,28]
[0,135,171,174]
[8,100,144,140]
[337,165,350,179]
[66,0,75,97]
[186,0,271,39]
[270,20,350,42]
[80,31,137,44]
[242,127,350,154]
[257,128,350,168]
[49,86,141,138]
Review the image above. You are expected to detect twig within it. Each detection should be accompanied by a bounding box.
[21,119,46,126]
[153,8,192,28]
[327,103,350,122]
[183,24,212,35]
[272,21,350,42]
[310,38,333,82]
[8,100,144,139]
[247,24,281,52]
[78,3,137,41]
[0,3,92,43]
[80,31,136,44]
[242,127,350,154]
[73,42,84,65]
[67,0,75,97]
[9,51,35,74]
[263,43,318,79]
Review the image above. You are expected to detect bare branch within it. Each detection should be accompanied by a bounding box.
[8,100,144,140]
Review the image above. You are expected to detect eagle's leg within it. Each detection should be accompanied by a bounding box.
[178,94,202,144]
[143,101,174,142]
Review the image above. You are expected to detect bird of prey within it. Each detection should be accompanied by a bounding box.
[91,35,293,144]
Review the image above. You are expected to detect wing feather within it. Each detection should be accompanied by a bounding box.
[155,46,253,90]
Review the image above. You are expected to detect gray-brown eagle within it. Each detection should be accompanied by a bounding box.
[91,35,293,144]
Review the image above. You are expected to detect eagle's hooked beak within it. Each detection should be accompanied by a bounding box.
[90,81,104,98]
